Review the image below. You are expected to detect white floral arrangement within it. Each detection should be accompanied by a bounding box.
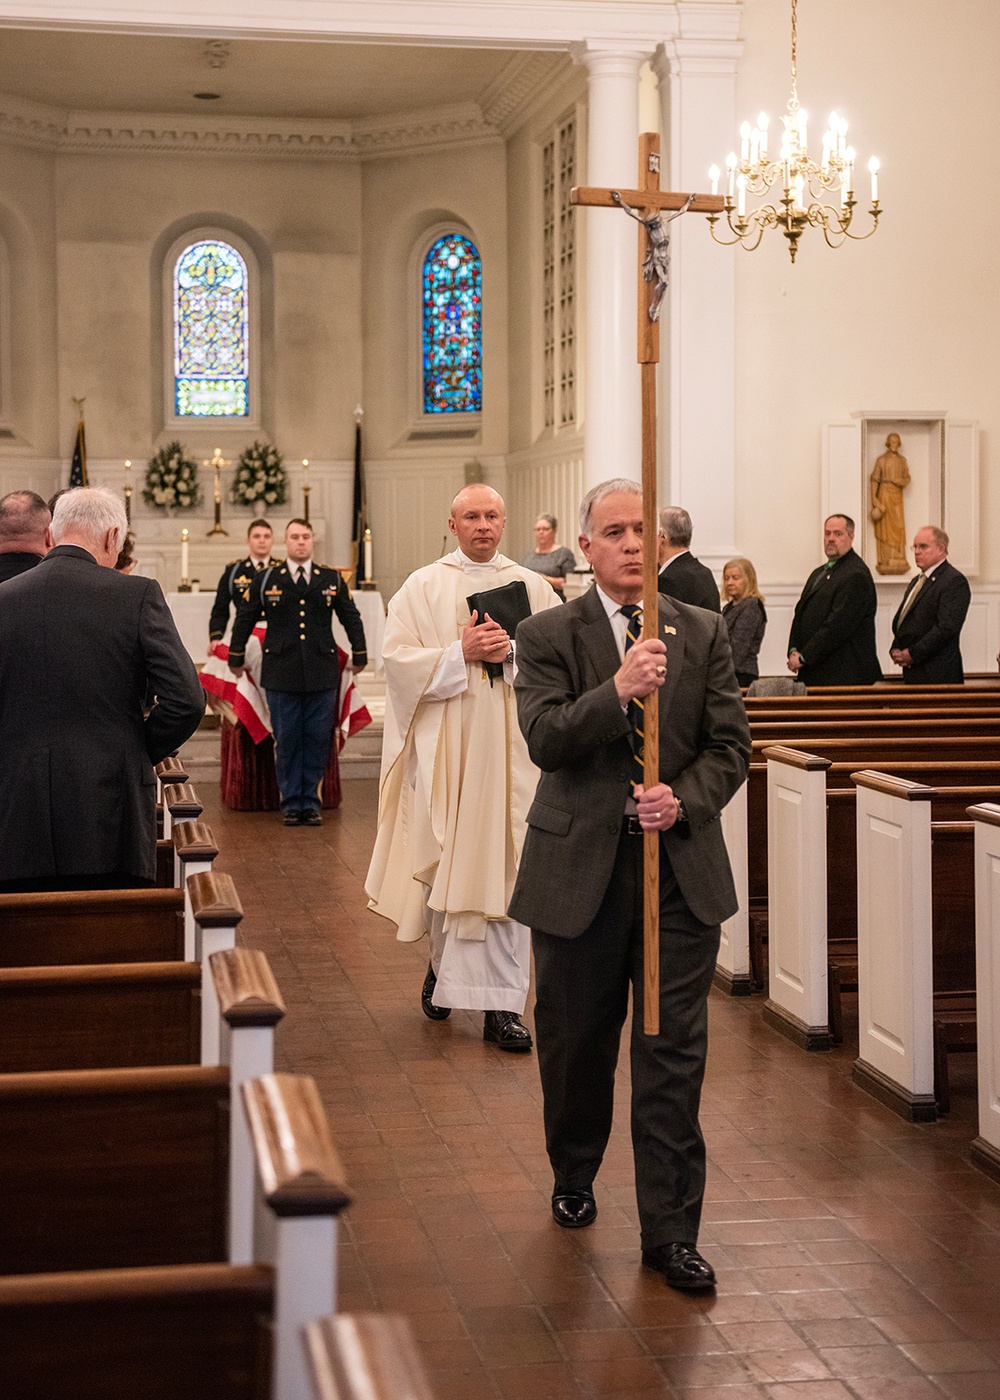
[231,440,288,509]
[143,441,201,511]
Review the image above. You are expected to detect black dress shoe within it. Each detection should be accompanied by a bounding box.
[551,1188,597,1229]
[282,811,302,826]
[421,963,451,1020]
[642,1243,716,1292]
[299,810,323,826]
[483,1010,532,1052]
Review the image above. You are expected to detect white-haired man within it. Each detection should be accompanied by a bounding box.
[0,486,204,890]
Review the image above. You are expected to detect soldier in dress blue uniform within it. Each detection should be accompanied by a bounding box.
[229,518,367,826]
[208,518,280,650]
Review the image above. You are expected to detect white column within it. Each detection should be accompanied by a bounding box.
[574,43,647,488]
[654,29,742,572]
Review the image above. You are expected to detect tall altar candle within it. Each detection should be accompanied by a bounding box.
[181,528,190,582]
[364,527,373,581]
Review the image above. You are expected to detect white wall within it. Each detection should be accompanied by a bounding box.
[732,0,1000,586]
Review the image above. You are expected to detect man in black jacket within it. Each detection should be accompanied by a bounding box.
[0,487,204,890]
[229,518,367,826]
[787,515,881,686]
[208,518,280,650]
[656,506,720,612]
[890,526,970,684]
[0,490,51,583]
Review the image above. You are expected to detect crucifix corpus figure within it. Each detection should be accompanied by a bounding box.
[570,134,724,1034]
[613,190,694,322]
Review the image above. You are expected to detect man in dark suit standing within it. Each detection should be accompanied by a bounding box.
[0,490,51,583]
[787,514,881,685]
[890,526,970,684]
[656,505,720,612]
[510,478,750,1292]
[0,487,204,891]
[229,518,367,827]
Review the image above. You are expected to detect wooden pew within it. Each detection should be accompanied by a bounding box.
[752,715,1000,742]
[0,887,185,967]
[162,780,203,841]
[723,753,1000,995]
[761,746,1000,1047]
[0,1062,232,1274]
[0,946,283,1077]
[0,1073,350,1400]
[175,821,220,956]
[304,1315,436,1400]
[852,772,976,1121]
[155,756,190,843]
[744,689,1000,714]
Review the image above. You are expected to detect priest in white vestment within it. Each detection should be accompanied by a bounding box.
[365,485,561,1051]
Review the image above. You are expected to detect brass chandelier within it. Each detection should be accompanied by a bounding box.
[707,0,881,263]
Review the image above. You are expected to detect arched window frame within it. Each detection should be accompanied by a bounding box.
[410,223,483,433]
[161,227,261,433]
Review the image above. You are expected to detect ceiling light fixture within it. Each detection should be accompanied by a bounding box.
[707,0,881,262]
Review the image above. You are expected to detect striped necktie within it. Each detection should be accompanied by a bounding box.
[896,572,926,624]
[621,604,644,793]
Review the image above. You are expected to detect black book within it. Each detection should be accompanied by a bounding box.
[466,580,533,683]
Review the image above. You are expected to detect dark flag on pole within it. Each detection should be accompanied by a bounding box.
[351,405,367,583]
[69,413,88,488]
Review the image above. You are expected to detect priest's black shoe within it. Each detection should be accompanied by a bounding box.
[421,964,451,1020]
[300,810,323,826]
[483,1010,532,1051]
[551,1188,597,1229]
[642,1243,716,1292]
[282,811,302,826]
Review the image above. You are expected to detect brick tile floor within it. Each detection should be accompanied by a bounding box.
[201,780,1000,1400]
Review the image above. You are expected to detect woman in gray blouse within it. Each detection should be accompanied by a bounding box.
[721,556,767,687]
[521,514,577,599]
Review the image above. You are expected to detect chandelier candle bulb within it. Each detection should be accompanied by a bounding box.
[750,128,760,167]
[737,175,747,219]
[869,156,880,202]
[709,165,720,196]
[740,121,751,161]
[726,152,737,196]
[759,113,769,157]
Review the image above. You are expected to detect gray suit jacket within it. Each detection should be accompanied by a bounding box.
[0,545,204,883]
[509,586,751,936]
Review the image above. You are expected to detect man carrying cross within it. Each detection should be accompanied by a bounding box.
[509,478,749,1290]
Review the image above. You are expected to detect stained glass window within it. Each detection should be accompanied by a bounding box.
[174,239,249,417]
[422,234,482,414]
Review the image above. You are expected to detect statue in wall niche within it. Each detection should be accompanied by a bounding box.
[869,432,911,575]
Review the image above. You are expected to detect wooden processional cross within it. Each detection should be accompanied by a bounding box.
[571,133,724,1034]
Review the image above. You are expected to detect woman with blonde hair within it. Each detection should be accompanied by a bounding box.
[721,556,767,687]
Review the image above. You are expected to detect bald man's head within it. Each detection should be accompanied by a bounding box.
[448,484,507,563]
[0,491,52,556]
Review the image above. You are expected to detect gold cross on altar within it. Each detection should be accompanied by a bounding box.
[571,133,723,1034]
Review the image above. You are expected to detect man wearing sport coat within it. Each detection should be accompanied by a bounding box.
[787,514,881,686]
[509,479,751,1292]
[0,487,204,890]
[656,505,720,613]
[890,526,970,684]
